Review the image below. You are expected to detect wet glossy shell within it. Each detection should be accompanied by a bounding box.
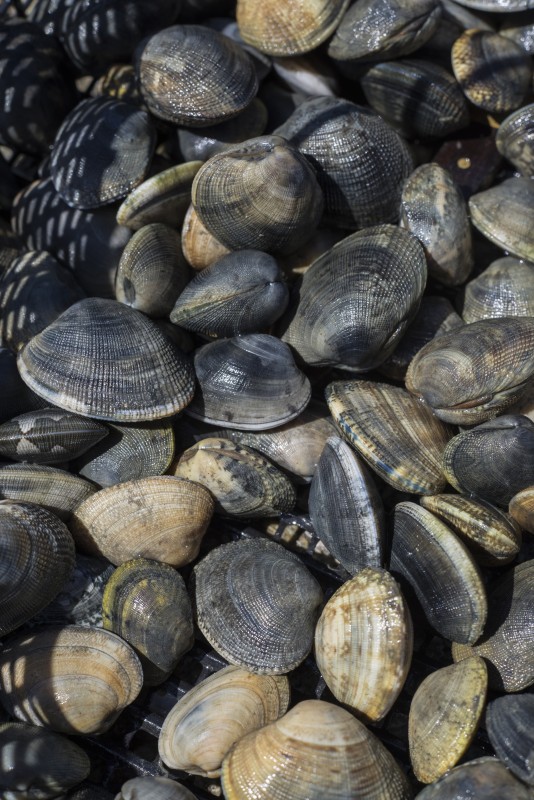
[178,98,268,162]
[309,436,384,573]
[237,0,350,56]
[409,657,487,783]
[0,500,75,636]
[193,539,322,673]
[188,334,310,430]
[181,204,231,270]
[222,699,412,800]
[281,225,427,369]
[452,559,534,691]
[496,103,534,176]
[170,250,288,337]
[0,721,90,800]
[405,316,534,424]
[452,29,531,113]
[391,503,487,644]
[420,494,521,565]
[416,757,534,800]
[69,476,214,567]
[137,25,258,127]
[509,485,534,533]
[486,694,534,785]
[0,463,96,520]
[315,568,412,722]
[173,438,296,517]
[18,298,195,422]
[0,625,143,734]
[158,665,290,777]
[462,257,534,322]
[102,558,194,685]
[400,163,472,286]
[50,97,156,210]
[326,380,454,494]
[116,778,198,800]
[469,178,534,262]
[115,224,190,318]
[192,135,324,256]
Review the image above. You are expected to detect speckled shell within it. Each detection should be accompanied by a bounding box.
[102,558,194,685]
[315,568,412,722]
[0,625,143,735]
[69,476,214,567]
[462,257,534,322]
[158,666,290,777]
[17,298,195,422]
[409,658,487,783]
[452,559,534,691]
[415,757,534,800]
[486,694,534,786]
[326,380,454,495]
[469,178,534,263]
[178,98,268,162]
[221,699,412,800]
[180,204,231,270]
[405,317,534,425]
[400,163,473,286]
[236,0,350,56]
[280,225,427,369]
[193,539,322,673]
[0,463,96,520]
[137,25,258,127]
[115,778,198,800]
[0,722,90,800]
[391,502,487,644]
[496,103,534,176]
[509,485,534,533]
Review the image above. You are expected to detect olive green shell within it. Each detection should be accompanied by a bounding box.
[462,257,534,322]
[469,178,534,263]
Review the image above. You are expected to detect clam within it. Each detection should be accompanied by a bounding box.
[0,463,96,520]
[91,64,142,106]
[271,54,339,97]
[509,485,534,533]
[180,203,231,271]
[501,13,534,53]
[486,694,534,786]
[192,538,323,673]
[461,257,534,322]
[415,757,534,800]
[177,98,268,162]
[69,476,214,567]
[0,625,143,734]
[115,779,198,800]
[158,665,290,776]
[496,103,534,176]
[315,568,412,722]
[469,177,534,263]
[408,657,487,783]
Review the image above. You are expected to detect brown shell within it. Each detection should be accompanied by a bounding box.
[509,485,534,533]
[181,203,231,271]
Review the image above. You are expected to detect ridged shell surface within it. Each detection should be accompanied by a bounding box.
[180,203,231,271]
[116,778,198,800]
[178,98,268,162]
[496,103,534,176]
[462,257,534,322]
[0,463,96,519]
[486,694,534,785]
[469,177,534,262]
[416,757,534,800]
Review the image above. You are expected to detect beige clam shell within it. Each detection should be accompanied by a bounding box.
[69,476,214,566]
[509,486,534,533]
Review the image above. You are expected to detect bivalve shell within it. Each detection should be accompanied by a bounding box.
[0,463,96,520]
[115,778,198,800]
[415,757,534,800]
[486,694,534,786]
[496,103,534,176]
[509,485,534,533]
[469,177,534,263]
[462,257,534,323]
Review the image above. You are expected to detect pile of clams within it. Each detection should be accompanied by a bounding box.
[1,0,534,798]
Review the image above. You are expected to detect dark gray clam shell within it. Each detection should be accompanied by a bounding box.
[415,757,534,800]
[170,250,289,337]
[188,334,310,430]
[309,436,384,575]
[496,103,534,176]
[193,538,323,673]
[469,177,534,263]
[50,97,156,210]
[462,257,534,323]
[501,12,534,53]
[0,347,48,424]
[0,463,96,520]
[17,298,195,422]
[178,97,268,162]
[486,694,534,786]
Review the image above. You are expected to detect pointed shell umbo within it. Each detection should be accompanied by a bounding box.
[0,463,96,520]
[469,177,534,263]
[17,298,195,422]
[158,665,290,777]
[452,559,534,691]
[115,778,198,800]
[405,316,534,425]
[309,436,384,574]
[280,225,427,370]
[461,257,534,323]
[391,503,487,644]
[408,657,487,784]
[496,103,534,176]
[137,25,258,127]
[0,625,143,735]
[172,438,296,517]
[102,558,194,685]
[221,699,412,800]
[326,380,454,495]
[416,757,534,800]
[69,476,214,567]
[193,539,322,674]
[509,485,534,533]
[315,568,412,722]
[486,694,534,786]
[187,334,310,430]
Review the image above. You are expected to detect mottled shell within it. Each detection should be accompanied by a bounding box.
[221,699,412,800]
[0,463,96,520]
[469,178,534,263]
[0,625,143,734]
[462,257,534,322]
[315,568,412,722]
[17,298,195,422]
[115,778,198,800]
[496,103,534,176]
[409,658,487,783]
[391,503,487,644]
[137,25,258,127]
[69,476,214,567]
[158,666,290,777]
[416,757,534,800]
[486,694,534,786]
[509,485,534,533]
[405,317,534,424]
[326,380,454,494]
[193,539,322,673]
[181,204,231,271]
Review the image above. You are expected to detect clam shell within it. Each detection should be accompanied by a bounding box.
[462,257,534,322]
[193,538,323,673]
[158,665,290,776]
[415,757,534,800]
[69,476,214,567]
[181,203,231,271]
[0,463,96,520]
[496,103,534,176]
[469,177,534,263]
[115,778,198,800]
[486,694,534,786]
[509,485,534,533]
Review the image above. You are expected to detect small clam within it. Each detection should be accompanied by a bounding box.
[0,463,96,520]
[486,694,534,786]
[415,757,534,800]
[158,665,290,776]
[496,103,534,176]
[115,779,198,800]
[461,257,534,323]
[509,485,534,533]
[469,177,534,263]
[180,203,231,271]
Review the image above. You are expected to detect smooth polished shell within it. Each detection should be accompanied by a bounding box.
[462,257,534,322]
[159,666,290,777]
[509,485,534,533]
[469,177,534,263]
[193,539,323,673]
[315,568,412,722]
[17,298,195,421]
[496,103,534,176]
[0,463,96,519]
[486,694,534,785]
[116,778,198,800]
